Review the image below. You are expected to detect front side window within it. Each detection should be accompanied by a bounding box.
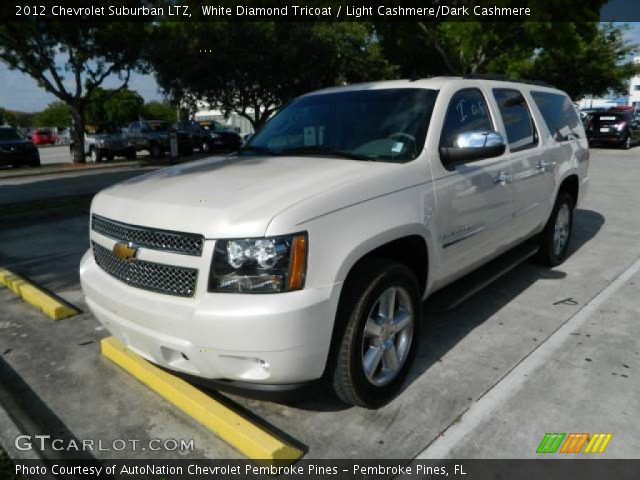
[0,128,23,141]
[439,88,493,148]
[245,88,438,163]
[530,91,582,142]
[493,88,537,152]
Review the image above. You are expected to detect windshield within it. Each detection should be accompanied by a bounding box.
[592,113,626,125]
[145,122,170,132]
[0,128,24,141]
[200,120,225,131]
[245,88,438,162]
[85,124,119,134]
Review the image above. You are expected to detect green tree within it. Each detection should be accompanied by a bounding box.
[0,107,17,126]
[148,21,393,130]
[142,101,177,123]
[516,23,640,100]
[0,18,149,161]
[33,101,71,128]
[86,88,145,126]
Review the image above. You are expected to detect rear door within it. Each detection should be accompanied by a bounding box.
[433,87,515,281]
[492,87,553,238]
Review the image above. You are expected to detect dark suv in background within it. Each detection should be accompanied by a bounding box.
[586,108,640,149]
[0,126,40,168]
[175,120,242,153]
[128,120,192,158]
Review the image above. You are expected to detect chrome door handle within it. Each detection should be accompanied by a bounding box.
[536,160,555,172]
[493,172,512,185]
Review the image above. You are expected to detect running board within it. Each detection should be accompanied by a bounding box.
[426,243,540,312]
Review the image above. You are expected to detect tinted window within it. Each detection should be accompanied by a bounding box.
[440,89,493,148]
[493,89,537,152]
[0,128,22,141]
[530,91,582,141]
[590,113,626,126]
[247,88,438,163]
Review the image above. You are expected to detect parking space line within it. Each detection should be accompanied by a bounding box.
[414,256,640,459]
[0,268,78,320]
[100,337,304,463]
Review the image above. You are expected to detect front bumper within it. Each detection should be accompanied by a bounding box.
[80,250,341,386]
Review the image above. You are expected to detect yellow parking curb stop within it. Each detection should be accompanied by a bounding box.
[100,336,304,463]
[0,268,78,320]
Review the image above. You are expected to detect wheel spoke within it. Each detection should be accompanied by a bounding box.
[393,309,411,333]
[364,317,382,338]
[363,345,384,378]
[381,287,396,321]
[383,345,400,372]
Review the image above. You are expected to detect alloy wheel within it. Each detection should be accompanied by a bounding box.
[361,286,414,387]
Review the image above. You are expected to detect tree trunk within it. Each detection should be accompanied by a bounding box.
[70,106,86,163]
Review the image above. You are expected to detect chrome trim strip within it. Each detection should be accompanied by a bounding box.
[91,214,204,256]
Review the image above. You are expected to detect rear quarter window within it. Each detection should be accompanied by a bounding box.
[530,91,582,141]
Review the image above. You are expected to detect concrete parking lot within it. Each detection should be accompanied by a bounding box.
[0,147,639,461]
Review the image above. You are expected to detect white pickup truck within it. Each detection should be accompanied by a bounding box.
[80,77,589,408]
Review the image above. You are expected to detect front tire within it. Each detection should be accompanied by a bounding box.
[150,142,163,158]
[90,147,102,162]
[622,135,632,150]
[330,259,421,408]
[535,191,574,267]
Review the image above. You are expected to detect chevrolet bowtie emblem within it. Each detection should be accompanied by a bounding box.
[113,242,138,260]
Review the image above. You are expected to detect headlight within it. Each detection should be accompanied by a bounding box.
[209,233,307,293]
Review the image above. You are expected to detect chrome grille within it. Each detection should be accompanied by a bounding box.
[92,242,197,297]
[91,214,204,256]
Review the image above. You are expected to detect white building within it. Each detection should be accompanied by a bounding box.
[629,56,640,107]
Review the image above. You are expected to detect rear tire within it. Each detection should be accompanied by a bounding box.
[150,142,163,158]
[330,259,421,408]
[535,191,574,267]
[126,147,136,160]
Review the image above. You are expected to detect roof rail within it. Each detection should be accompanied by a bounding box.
[462,73,554,88]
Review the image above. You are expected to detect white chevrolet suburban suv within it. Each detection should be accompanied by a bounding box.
[80,77,589,408]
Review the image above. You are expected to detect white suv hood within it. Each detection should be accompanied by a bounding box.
[91,155,379,238]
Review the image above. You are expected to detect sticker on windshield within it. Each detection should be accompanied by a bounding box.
[391,142,404,153]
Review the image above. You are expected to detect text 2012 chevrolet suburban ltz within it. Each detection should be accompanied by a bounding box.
[80,77,589,408]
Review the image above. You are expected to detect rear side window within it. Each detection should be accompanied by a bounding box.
[440,88,493,148]
[493,89,537,152]
[530,91,582,141]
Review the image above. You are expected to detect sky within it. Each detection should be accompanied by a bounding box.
[1,22,640,113]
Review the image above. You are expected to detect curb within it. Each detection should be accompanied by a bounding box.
[0,269,78,320]
[0,161,148,180]
[101,337,304,463]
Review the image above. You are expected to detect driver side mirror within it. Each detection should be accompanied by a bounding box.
[439,130,506,167]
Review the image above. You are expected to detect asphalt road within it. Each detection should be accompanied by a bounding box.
[1,147,639,461]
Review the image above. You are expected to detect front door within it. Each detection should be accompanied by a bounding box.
[433,87,515,283]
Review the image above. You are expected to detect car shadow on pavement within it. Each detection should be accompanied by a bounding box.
[288,208,605,412]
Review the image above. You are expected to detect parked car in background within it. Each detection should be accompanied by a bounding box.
[56,128,71,145]
[81,77,589,408]
[30,129,56,145]
[586,110,640,149]
[0,126,40,167]
[70,122,135,162]
[128,120,192,158]
[196,120,243,152]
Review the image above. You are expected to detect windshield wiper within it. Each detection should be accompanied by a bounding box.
[278,146,373,161]
[238,145,277,156]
